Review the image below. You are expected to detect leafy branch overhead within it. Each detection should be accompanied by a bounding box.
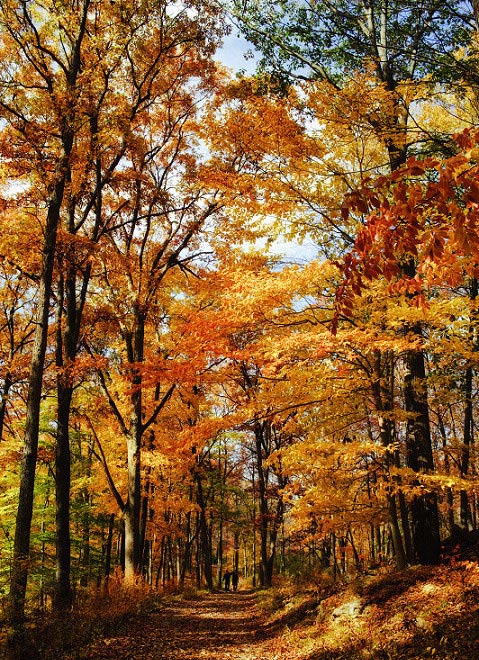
[337,128,479,320]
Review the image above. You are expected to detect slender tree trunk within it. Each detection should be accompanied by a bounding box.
[123,309,145,580]
[234,530,240,573]
[194,470,213,589]
[56,383,74,607]
[0,372,13,443]
[461,278,477,529]
[371,350,407,568]
[124,431,142,581]
[158,536,165,587]
[104,514,115,586]
[461,364,474,529]
[265,492,284,586]
[436,409,456,533]
[254,422,270,587]
[398,489,414,563]
[140,475,151,575]
[80,497,91,588]
[195,512,202,588]
[387,494,407,568]
[180,509,193,586]
[217,519,224,589]
[252,464,257,588]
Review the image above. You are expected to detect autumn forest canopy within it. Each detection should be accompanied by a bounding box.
[2,0,479,637]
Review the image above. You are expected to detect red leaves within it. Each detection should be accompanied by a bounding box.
[335,128,479,326]
[464,179,479,205]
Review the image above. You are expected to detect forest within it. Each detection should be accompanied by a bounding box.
[1,0,479,658]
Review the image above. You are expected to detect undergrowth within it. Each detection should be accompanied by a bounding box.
[1,574,162,660]
[255,561,479,660]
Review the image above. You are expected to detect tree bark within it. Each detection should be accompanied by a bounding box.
[460,277,478,529]
[254,421,270,587]
[371,350,407,568]
[404,342,441,564]
[194,470,214,589]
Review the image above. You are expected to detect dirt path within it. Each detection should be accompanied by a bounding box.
[83,590,270,660]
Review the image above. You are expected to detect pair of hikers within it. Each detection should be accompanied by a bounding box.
[223,570,238,592]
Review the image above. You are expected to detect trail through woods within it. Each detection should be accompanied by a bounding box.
[82,590,273,660]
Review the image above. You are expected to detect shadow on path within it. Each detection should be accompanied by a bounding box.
[84,590,265,660]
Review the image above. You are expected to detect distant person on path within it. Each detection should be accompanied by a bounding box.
[231,570,239,592]
[223,571,231,591]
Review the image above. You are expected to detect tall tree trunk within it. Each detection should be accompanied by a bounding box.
[404,342,441,564]
[124,431,142,581]
[217,519,224,589]
[461,277,478,529]
[140,477,150,576]
[254,420,284,588]
[55,205,93,606]
[8,0,91,626]
[180,508,193,586]
[9,155,71,626]
[371,350,407,568]
[460,361,474,529]
[123,309,145,580]
[254,422,270,587]
[104,514,115,586]
[194,470,213,589]
[56,383,74,607]
[252,464,257,588]
[265,492,284,586]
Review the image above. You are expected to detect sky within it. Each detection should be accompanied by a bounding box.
[214,33,320,265]
[216,31,257,76]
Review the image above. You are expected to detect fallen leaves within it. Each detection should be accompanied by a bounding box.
[79,591,268,660]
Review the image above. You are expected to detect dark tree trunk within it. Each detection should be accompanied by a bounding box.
[55,384,74,607]
[194,470,213,589]
[8,0,92,626]
[254,422,271,587]
[123,309,145,580]
[461,278,477,529]
[404,343,441,564]
[0,372,13,443]
[180,508,193,586]
[104,514,115,585]
[371,350,407,568]
[140,480,150,575]
[254,420,285,588]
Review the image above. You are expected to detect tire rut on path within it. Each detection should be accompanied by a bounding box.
[83,590,268,660]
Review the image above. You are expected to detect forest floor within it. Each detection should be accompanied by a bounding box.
[74,589,269,660]
[69,557,479,660]
[6,533,479,660]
